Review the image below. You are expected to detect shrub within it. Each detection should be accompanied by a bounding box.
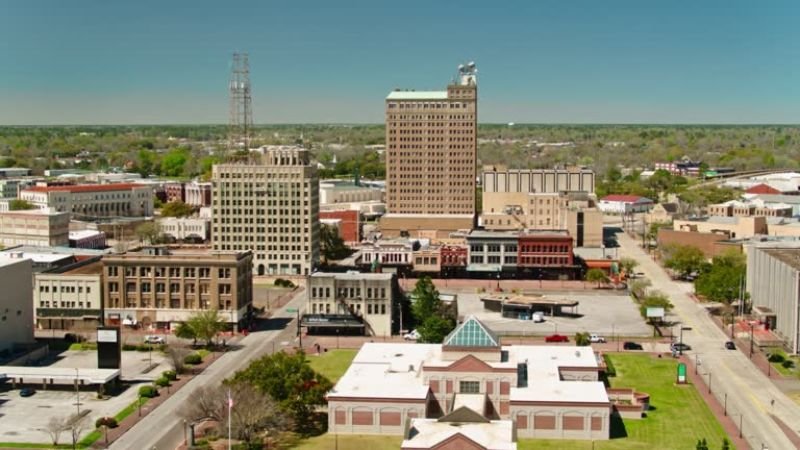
[768,353,785,363]
[782,359,795,369]
[155,376,171,387]
[137,344,155,352]
[273,278,295,288]
[184,353,202,365]
[162,370,177,381]
[95,417,118,429]
[122,344,137,351]
[603,354,617,377]
[138,385,158,398]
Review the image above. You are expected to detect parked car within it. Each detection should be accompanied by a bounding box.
[589,334,606,343]
[725,341,736,350]
[623,341,643,350]
[144,335,166,344]
[403,330,420,341]
[671,342,692,352]
[19,387,36,397]
[545,334,569,343]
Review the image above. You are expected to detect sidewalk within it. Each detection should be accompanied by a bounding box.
[681,355,751,450]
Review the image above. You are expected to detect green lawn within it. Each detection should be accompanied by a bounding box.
[291,434,401,450]
[519,353,733,450]
[307,349,358,383]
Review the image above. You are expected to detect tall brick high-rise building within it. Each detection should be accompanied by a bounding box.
[380,63,478,239]
[212,146,319,276]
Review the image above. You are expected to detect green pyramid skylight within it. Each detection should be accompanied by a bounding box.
[443,316,500,348]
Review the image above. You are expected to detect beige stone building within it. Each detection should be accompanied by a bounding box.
[482,166,595,195]
[0,257,34,353]
[481,191,602,247]
[327,317,610,443]
[0,208,70,247]
[101,247,253,331]
[20,183,154,218]
[212,146,319,276]
[34,259,104,330]
[305,272,397,337]
[708,199,792,218]
[381,64,478,239]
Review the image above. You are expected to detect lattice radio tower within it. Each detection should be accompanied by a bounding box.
[228,52,254,153]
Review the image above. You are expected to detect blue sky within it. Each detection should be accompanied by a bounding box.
[1,0,798,124]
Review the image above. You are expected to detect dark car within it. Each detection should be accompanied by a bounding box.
[19,387,36,397]
[623,341,643,350]
[545,334,569,343]
[671,342,692,352]
[725,341,736,350]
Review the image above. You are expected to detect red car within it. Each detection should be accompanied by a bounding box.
[545,334,569,343]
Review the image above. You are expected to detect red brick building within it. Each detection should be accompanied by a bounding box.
[440,245,468,267]
[320,209,360,243]
[164,182,185,203]
[517,233,574,267]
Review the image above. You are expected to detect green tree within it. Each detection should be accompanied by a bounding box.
[160,200,194,218]
[184,309,226,346]
[8,199,36,210]
[639,291,674,319]
[574,332,591,346]
[319,223,352,262]
[721,438,730,450]
[174,322,196,342]
[135,221,162,244]
[160,147,190,177]
[136,149,159,177]
[695,438,708,450]
[585,268,610,287]
[662,244,707,278]
[411,277,456,343]
[232,351,333,433]
[619,257,638,277]
[694,250,746,303]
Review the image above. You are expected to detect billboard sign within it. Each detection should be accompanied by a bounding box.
[646,307,665,318]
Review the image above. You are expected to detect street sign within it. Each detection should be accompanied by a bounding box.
[646,307,665,318]
[286,308,298,313]
[677,363,687,384]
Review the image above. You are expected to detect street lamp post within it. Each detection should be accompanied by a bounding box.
[749,323,755,359]
[723,393,727,416]
[74,368,80,415]
[679,326,692,357]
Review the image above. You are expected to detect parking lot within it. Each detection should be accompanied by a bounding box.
[452,290,652,338]
[0,349,172,443]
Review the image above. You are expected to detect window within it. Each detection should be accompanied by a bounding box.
[199,268,211,278]
[459,381,480,394]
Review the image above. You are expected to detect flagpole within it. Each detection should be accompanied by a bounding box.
[227,389,232,450]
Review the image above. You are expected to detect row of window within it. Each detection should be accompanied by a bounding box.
[39,285,92,294]
[108,281,233,295]
[108,266,229,278]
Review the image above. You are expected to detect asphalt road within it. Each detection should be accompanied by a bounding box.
[108,290,305,450]
[616,230,800,450]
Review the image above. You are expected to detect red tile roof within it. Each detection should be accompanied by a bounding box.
[22,183,147,194]
[601,194,652,203]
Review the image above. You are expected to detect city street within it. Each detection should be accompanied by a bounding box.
[108,289,306,450]
[616,230,800,450]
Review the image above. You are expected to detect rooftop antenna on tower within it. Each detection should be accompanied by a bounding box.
[228,52,254,155]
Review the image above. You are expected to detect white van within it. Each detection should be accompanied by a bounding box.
[532,312,545,323]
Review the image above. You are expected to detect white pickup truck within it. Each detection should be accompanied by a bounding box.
[589,334,606,343]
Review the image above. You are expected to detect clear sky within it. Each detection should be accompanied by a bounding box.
[1,0,799,125]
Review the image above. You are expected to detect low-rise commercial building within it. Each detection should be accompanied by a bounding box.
[0,258,34,354]
[319,209,360,244]
[597,195,653,214]
[34,258,104,330]
[159,216,211,242]
[0,208,70,247]
[305,272,397,336]
[465,230,578,278]
[164,182,185,203]
[185,181,212,207]
[360,239,414,273]
[746,243,800,354]
[102,247,253,331]
[69,230,107,249]
[320,180,383,205]
[328,316,610,442]
[20,183,154,218]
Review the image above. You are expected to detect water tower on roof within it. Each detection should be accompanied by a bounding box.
[457,61,477,86]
